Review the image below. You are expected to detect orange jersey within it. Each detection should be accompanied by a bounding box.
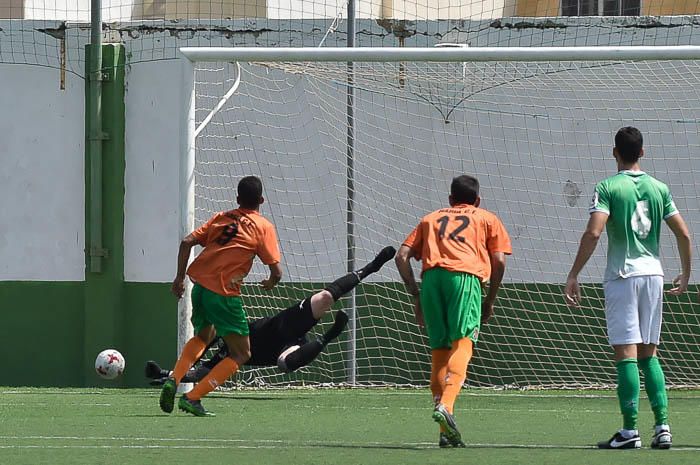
[403,204,512,281]
[186,208,281,296]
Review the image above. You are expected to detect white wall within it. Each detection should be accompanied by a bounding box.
[123,60,181,282]
[0,64,85,281]
[23,0,513,21]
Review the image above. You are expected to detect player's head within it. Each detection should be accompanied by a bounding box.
[449,175,480,207]
[237,176,264,209]
[614,126,644,164]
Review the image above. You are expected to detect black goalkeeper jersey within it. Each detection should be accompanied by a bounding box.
[245,299,317,366]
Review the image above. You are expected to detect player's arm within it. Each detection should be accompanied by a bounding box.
[261,262,283,290]
[565,212,608,306]
[258,222,283,290]
[481,252,506,324]
[172,234,199,298]
[665,214,692,295]
[395,244,423,326]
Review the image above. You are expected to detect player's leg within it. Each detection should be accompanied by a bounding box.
[430,348,450,447]
[160,284,216,413]
[598,277,642,449]
[420,268,467,448]
[277,311,349,373]
[317,246,396,319]
[147,337,226,385]
[179,291,249,417]
[434,270,480,448]
[637,275,671,449]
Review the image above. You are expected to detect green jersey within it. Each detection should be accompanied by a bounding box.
[589,170,678,282]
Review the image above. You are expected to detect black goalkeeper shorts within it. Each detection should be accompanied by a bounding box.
[247,298,318,366]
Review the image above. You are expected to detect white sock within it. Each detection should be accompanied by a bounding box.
[655,424,671,434]
[620,429,639,439]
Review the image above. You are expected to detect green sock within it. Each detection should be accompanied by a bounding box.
[616,358,640,431]
[639,356,669,426]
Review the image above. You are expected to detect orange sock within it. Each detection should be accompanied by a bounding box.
[430,349,450,432]
[187,357,239,401]
[171,336,207,385]
[440,337,473,414]
[430,349,450,405]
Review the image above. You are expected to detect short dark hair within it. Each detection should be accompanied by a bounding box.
[237,176,263,209]
[450,175,479,205]
[615,127,643,164]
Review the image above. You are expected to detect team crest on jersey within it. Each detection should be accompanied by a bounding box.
[471,327,479,341]
[590,191,599,209]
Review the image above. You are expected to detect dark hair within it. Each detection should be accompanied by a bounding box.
[237,176,263,209]
[450,175,479,205]
[615,127,643,164]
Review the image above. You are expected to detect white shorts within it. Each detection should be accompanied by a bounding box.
[604,275,663,346]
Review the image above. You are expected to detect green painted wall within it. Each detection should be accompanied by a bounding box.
[0,282,85,386]
[0,280,697,387]
[122,282,178,386]
[235,283,700,387]
[83,43,127,386]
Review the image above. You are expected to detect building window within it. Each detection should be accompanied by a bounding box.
[562,0,641,16]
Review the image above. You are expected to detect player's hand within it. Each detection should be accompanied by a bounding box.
[260,278,277,291]
[564,276,580,307]
[667,274,689,296]
[413,298,425,328]
[171,278,185,299]
[481,301,494,324]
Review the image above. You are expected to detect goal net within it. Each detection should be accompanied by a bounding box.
[182,47,700,389]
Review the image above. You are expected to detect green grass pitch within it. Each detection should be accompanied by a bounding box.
[2,387,700,465]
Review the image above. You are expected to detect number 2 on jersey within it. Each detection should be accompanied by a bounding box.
[437,215,470,242]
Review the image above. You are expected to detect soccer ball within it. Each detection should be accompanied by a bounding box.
[95,349,126,380]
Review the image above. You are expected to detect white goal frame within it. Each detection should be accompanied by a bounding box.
[178,45,700,386]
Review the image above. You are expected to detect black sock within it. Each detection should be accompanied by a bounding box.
[324,273,360,301]
[356,246,396,280]
[324,246,397,301]
[320,310,349,346]
[281,341,324,372]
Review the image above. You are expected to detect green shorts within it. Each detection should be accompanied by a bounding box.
[420,267,482,349]
[191,283,249,337]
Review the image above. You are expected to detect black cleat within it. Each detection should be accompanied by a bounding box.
[650,427,672,449]
[145,360,165,379]
[369,246,397,273]
[597,431,641,449]
[432,404,466,448]
[178,394,215,417]
[438,432,451,448]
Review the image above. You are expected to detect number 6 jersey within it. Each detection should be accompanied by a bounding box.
[590,170,678,282]
[402,204,512,281]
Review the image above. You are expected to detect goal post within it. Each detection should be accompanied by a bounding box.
[179,46,700,389]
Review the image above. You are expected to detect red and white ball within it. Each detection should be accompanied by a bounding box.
[95,349,126,380]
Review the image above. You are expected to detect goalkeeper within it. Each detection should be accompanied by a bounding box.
[147,246,396,384]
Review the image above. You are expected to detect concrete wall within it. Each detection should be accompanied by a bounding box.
[0,64,85,281]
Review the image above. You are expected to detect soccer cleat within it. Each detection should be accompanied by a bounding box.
[145,360,167,379]
[597,431,641,449]
[438,433,451,448]
[432,404,466,448]
[159,378,176,413]
[178,394,215,417]
[650,427,672,449]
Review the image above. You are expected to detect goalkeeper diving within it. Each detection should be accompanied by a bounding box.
[147,246,396,384]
